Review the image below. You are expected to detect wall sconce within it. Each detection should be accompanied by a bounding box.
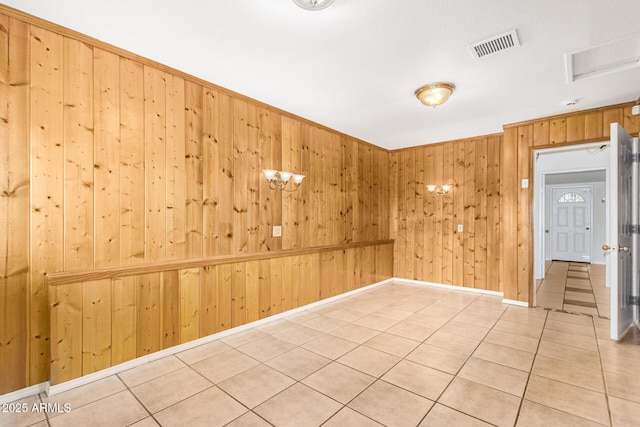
[263,169,305,192]
[426,184,451,197]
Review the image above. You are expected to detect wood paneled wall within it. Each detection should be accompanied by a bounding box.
[49,243,393,384]
[501,103,640,302]
[390,136,502,291]
[0,10,390,394]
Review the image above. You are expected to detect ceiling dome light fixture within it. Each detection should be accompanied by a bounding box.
[292,0,335,11]
[415,82,456,107]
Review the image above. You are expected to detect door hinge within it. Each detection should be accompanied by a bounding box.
[629,224,640,234]
[627,295,640,306]
[631,153,640,162]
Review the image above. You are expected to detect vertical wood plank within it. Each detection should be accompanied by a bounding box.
[487,136,502,292]
[432,145,444,284]
[532,121,549,147]
[217,264,232,331]
[258,108,273,251]
[396,150,406,278]
[388,152,398,275]
[423,148,434,281]
[93,48,120,267]
[501,128,519,300]
[82,279,111,375]
[549,118,566,144]
[281,256,294,311]
[231,262,246,327]
[442,143,454,285]
[414,148,424,281]
[63,38,94,271]
[270,258,283,316]
[111,276,137,365]
[49,283,83,384]
[269,112,283,251]
[452,142,465,286]
[119,58,145,265]
[305,254,320,305]
[199,265,218,336]
[203,87,219,256]
[136,273,161,355]
[463,140,476,288]
[233,100,249,253]
[161,270,180,348]
[217,93,234,254]
[30,26,64,384]
[165,75,186,260]
[474,138,488,290]
[245,261,260,323]
[517,126,532,302]
[300,125,312,248]
[184,81,203,258]
[180,267,200,343]
[144,66,166,262]
[584,111,603,140]
[0,16,30,394]
[246,104,261,253]
[404,150,416,280]
[566,114,584,142]
[258,259,271,319]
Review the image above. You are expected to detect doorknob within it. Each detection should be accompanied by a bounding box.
[602,244,615,251]
[620,246,630,252]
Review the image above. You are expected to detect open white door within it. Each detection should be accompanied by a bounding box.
[608,123,637,340]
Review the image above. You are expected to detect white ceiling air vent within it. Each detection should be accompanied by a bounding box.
[468,29,521,60]
[565,34,640,83]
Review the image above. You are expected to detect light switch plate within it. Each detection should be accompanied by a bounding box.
[273,226,282,237]
[457,224,463,233]
[521,178,529,189]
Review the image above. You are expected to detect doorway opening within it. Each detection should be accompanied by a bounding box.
[533,142,610,318]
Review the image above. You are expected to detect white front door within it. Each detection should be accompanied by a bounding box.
[550,186,592,262]
[608,123,638,340]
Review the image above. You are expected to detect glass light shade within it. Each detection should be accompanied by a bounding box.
[292,0,335,10]
[279,171,292,183]
[263,169,277,181]
[441,184,452,193]
[292,174,305,185]
[426,185,437,192]
[415,83,455,107]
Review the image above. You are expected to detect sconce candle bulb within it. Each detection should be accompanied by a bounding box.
[263,169,305,192]
[426,184,451,197]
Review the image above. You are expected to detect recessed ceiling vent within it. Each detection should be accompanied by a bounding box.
[565,34,640,83]
[468,29,520,60]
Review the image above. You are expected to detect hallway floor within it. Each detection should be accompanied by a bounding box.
[536,261,610,318]
[3,281,639,427]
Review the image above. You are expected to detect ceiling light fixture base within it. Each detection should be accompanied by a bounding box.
[415,82,455,107]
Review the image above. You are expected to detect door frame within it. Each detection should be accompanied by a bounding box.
[532,142,611,307]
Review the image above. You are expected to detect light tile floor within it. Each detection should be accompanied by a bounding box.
[536,261,610,318]
[3,281,640,427]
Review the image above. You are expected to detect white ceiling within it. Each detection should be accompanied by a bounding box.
[6,0,640,150]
